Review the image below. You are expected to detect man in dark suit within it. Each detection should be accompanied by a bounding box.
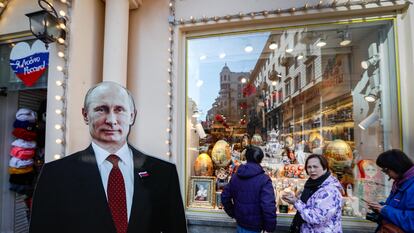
[29,81,187,233]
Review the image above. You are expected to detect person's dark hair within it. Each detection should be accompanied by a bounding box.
[376,149,413,177]
[245,145,264,163]
[304,154,329,175]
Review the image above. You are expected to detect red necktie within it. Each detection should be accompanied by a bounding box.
[106,154,128,233]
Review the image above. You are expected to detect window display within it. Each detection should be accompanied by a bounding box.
[186,19,400,219]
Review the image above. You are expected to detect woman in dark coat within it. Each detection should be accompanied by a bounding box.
[221,146,276,233]
[368,149,414,232]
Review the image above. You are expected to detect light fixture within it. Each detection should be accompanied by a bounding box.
[241,77,247,83]
[316,37,327,47]
[195,123,207,138]
[57,37,65,44]
[244,45,253,53]
[0,2,5,8]
[26,0,67,48]
[58,20,67,30]
[358,112,380,130]
[219,52,226,59]
[59,10,66,17]
[55,80,63,86]
[364,89,379,102]
[54,124,63,130]
[55,138,63,144]
[297,53,304,60]
[361,54,380,69]
[55,95,63,101]
[55,109,63,115]
[192,110,200,118]
[339,30,352,46]
[57,51,65,57]
[196,79,204,87]
[54,154,61,160]
[272,81,277,86]
[269,41,278,50]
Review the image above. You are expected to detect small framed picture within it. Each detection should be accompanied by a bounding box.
[188,176,215,209]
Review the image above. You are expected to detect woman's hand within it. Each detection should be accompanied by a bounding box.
[367,202,385,213]
[281,192,297,204]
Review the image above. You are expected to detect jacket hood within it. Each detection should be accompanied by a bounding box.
[321,175,344,193]
[236,162,264,179]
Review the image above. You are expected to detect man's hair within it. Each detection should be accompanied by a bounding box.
[304,154,329,175]
[83,81,136,113]
[376,149,413,177]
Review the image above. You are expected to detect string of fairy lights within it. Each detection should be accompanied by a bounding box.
[166,0,176,157]
[52,0,71,160]
[173,0,405,25]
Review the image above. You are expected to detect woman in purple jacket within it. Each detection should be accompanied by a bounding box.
[221,146,277,233]
[282,154,343,233]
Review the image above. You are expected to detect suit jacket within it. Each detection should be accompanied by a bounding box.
[29,145,187,233]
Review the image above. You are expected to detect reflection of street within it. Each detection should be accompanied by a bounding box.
[195,184,208,201]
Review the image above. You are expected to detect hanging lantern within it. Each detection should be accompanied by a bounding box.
[26,0,66,48]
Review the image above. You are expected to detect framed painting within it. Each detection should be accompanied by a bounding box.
[188,176,215,209]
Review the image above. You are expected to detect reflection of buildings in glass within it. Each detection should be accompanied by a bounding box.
[206,64,250,133]
[248,29,356,146]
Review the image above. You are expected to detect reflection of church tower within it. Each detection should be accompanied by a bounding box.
[213,63,250,124]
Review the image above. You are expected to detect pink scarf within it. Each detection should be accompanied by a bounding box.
[392,166,414,193]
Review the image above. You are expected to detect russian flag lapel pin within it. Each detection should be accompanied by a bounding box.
[138,171,150,178]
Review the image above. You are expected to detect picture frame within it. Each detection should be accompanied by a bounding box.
[188,176,216,209]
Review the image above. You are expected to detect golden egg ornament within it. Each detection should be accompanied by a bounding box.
[309,132,323,149]
[324,139,353,172]
[285,136,294,147]
[194,153,214,176]
[211,140,231,168]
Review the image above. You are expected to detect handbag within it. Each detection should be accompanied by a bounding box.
[378,220,405,233]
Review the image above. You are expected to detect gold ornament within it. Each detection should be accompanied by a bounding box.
[211,140,231,168]
[324,139,353,172]
[309,132,323,149]
[194,153,214,176]
[251,134,263,146]
[285,136,294,147]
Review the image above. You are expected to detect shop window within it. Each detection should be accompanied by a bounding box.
[186,20,400,219]
[0,38,49,231]
[305,61,314,85]
[294,32,299,47]
[278,89,283,103]
[294,75,300,93]
[0,39,48,90]
[285,79,291,98]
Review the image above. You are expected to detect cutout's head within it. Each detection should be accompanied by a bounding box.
[82,81,136,146]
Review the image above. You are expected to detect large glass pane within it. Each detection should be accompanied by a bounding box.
[186,20,400,218]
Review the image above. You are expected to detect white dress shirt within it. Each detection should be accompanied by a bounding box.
[92,142,134,221]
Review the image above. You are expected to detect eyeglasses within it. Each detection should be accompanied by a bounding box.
[381,168,389,173]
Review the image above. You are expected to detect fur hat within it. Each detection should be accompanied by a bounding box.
[15,108,37,122]
[9,157,34,168]
[10,146,36,160]
[12,128,37,141]
[11,139,37,149]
